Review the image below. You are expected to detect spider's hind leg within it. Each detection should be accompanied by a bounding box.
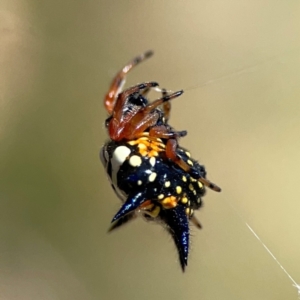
[141,87,171,122]
[191,215,202,229]
[165,139,221,192]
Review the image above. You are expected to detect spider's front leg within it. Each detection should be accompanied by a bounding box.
[121,90,184,140]
[104,50,154,114]
[148,125,187,139]
[108,82,159,140]
[141,87,172,122]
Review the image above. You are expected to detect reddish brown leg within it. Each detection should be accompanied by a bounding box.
[113,90,183,140]
[108,82,159,141]
[191,216,202,229]
[125,90,183,133]
[149,125,187,139]
[141,87,171,121]
[121,113,160,140]
[113,82,159,121]
[140,87,151,97]
[161,88,171,122]
[198,177,221,192]
[145,90,183,114]
[166,139,221,192]
[166,139,192,172]
[104,50,154,114]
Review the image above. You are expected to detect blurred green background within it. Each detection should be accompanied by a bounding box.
[1,1,300,299]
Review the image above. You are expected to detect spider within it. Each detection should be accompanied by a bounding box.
[100,50,221,271]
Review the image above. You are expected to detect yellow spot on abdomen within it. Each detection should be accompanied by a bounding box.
[161,196,177,209]
[181,197,188,204]
[176,186,182,194]
[187,159,193,166]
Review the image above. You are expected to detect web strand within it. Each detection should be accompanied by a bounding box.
[182,46,300,92]
[178,49,300,297]
[224,199,300,298]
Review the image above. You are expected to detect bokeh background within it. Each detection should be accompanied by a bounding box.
[1,1,300,299]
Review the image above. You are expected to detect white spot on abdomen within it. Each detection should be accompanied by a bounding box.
[111,145,131,188]
[148,172,157,182]
[149,157,156,167]
[112,146,131,165]
[129,155,142,167]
